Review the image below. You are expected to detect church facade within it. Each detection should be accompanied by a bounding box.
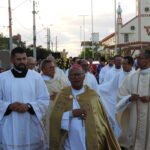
[101,0,150,56]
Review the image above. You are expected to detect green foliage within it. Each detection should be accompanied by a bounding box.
[26,46,51,60]
[0,34,9,49]
[79,48,102,60]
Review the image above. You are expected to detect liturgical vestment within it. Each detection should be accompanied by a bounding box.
[117,68,150,150]
[50,85,121,150]
[0,70,49,150]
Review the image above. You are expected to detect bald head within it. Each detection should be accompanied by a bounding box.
[27,57,37,70]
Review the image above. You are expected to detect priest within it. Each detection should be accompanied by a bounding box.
[0,47,49,150]
[50,64,120,150]
[117,50,150,150]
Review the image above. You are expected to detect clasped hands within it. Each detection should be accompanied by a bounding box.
[131,94,150,103]
[9,102,29,113]
[72,109,87,120]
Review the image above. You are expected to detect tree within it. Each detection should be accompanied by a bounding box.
[79,48,101,60]
[26,45,50,60]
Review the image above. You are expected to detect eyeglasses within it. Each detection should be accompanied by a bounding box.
[70,73,84,78]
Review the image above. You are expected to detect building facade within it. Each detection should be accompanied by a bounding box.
[101,0,150,56]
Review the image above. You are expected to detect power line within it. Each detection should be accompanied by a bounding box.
[12,0,29,11]
[13,16,32,31]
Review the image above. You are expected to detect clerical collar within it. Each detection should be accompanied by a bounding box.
[71,87,85,96]
[140,68,150,75]
[124,68,133,73]
[11,67,28,78]
[72,87,84,92]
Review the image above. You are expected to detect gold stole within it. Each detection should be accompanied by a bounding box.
[50,86,120,150]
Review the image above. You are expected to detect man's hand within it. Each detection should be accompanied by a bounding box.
[9,102,29,113]
[140,96,150,103]
[9,102,21,111]
[72,109,87,120]
[130,94,140,101]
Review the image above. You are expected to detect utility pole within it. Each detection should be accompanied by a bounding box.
[91,0,94,59]
[80,26,82,52]
[79,15,88,59]
[114,0,117,53]
[32,0,37,60]
[51,41,53,51]
[55,36,57,52]
[47,28,50,51]
[47,25,53,52]
[8,0,13,51]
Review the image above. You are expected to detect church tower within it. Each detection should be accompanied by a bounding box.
[136,0,150,15]
[117,4,122,44]
[117,4,122,25]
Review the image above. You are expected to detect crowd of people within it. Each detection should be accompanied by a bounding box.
[0,47,149,150]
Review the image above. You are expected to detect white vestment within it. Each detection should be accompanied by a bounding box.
[102,66,122,84]
[98,68,135,138]
[117,68,150,150]
[42,70,68,95]
[56,67,66,79]
[61,87,86,150]
[83,72,99,95]
[0,70,49,150]
[99,65,114,84]
[41,71,68,142]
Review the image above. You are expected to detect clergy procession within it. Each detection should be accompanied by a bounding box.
[0,46,149,150]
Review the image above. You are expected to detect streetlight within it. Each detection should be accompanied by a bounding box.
[32,0,37,60]
[79,15,88,59]
[8,0,13,51]
[91,0,94,59]
[114,0,117,52]
[47,24,53,51]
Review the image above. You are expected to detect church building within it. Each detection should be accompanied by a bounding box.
[101,0,150,56]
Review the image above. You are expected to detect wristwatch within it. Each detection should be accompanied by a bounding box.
[26,103,32,110]
[26,103,35,115]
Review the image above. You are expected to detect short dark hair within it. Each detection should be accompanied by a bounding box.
[11,47,26,58]
[108,57,114,60]
[124,56,134,66]
[100,57,106,62]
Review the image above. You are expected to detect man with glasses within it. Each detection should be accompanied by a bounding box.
[79,59,99,95]
[50,64,120,150]
[117,50,150,150]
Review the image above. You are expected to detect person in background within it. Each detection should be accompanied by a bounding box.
[99,56,135,138]
[99,57,114,84]
[102,55,123,84]
[65,57,79,77]
[88,58,97,76]
[40,59,68,143]
[96,57,105,83]
[41,59,68,101]
[27,56,38,71]
[79,59,99,94]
